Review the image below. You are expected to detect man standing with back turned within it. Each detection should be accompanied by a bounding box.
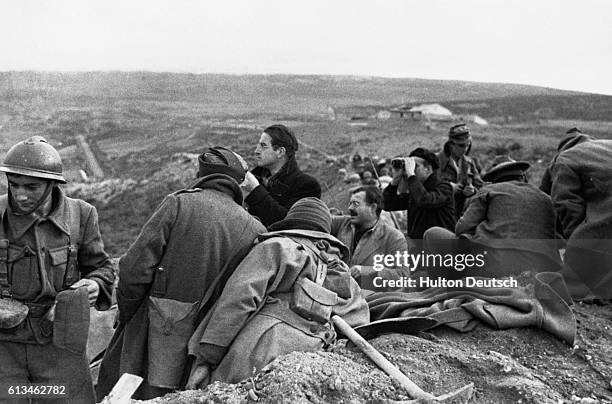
[96,146,265,400]
[241,124,321,227]
[0,136,115,403]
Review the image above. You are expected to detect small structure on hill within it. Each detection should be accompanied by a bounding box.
[389,103,453,121]
[376,110,391,120]
[408,103,453,121]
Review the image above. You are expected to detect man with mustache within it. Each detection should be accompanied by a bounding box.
[331,186,409,290]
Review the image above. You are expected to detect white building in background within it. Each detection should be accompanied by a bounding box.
[376,110,391,120]
[408,103,453,121]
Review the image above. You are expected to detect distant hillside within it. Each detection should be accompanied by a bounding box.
[0,71,583,116]
[446,94,612,122]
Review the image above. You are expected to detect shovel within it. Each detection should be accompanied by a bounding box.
[332,315,474,403]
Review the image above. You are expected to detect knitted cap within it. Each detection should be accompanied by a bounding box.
[268,197,332,233]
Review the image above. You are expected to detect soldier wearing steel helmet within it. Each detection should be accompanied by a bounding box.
[0,136,114,403]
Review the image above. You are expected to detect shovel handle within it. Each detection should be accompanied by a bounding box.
[332,315,435,401]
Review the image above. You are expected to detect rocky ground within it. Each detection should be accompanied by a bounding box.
[137,303,611,404]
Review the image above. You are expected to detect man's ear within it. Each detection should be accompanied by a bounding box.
[276,146,287,159]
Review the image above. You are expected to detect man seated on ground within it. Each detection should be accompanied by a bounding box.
[186,197,369,388]
[241,124,321,227]
[423,156,561,279]
[383,148,455,250]
[331,186,410,290]
[550,135,612,301]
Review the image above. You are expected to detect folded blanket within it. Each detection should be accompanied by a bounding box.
[365,272,576,345]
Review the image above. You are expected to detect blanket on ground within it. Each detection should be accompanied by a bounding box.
[365,272,576,345]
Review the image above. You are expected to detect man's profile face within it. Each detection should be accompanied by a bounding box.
[255,132,280,169]
[414,157,432,183]
[7,174,50,212]
[348,191,376,227]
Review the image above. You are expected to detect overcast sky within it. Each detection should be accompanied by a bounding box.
[1,0,611,95]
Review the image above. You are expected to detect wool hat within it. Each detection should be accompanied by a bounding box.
[197,146,247,183]
[267,197,332,233]
[482,155,530,183]
[448,123,471,142]
[409,147,440,170]
[264,124,299,155]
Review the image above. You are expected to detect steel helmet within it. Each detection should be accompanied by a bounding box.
[0,136,66,183]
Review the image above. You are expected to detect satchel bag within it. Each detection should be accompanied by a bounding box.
[147,296,199,389]
[290,277,338,323]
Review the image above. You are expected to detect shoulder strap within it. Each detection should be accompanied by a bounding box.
[60,197,82,287]
[67,199,82,246]
[279,235,329,285]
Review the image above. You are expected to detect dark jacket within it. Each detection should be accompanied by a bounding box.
[96,174,265,399]
[0,188,114,345]
[246,158,321,226]
[437,150,484,218]
[456,181,560,265]
[383,174,455,240]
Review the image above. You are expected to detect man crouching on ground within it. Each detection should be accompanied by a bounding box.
[187,197,370,388]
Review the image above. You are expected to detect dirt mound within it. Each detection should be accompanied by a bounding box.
[137,303,611,404]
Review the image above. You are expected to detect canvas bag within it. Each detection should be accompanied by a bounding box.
[146,257,238,389]
[288,237,339,324]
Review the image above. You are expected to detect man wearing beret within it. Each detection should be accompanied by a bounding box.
[437,123,484,219]
[241,124,322,227]
[423,155,561,279]
[383,147,455,248]
[96,147,265,400]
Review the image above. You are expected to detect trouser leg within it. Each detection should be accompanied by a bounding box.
[26,343,95,404]
[0,341,30,404]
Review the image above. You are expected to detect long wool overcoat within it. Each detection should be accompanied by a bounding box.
[96,175,265,400]
[189,229,370,384]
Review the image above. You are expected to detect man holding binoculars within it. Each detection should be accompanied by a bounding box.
[383,148,456,247]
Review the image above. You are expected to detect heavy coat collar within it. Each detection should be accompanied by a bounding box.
[2,187,72,240]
